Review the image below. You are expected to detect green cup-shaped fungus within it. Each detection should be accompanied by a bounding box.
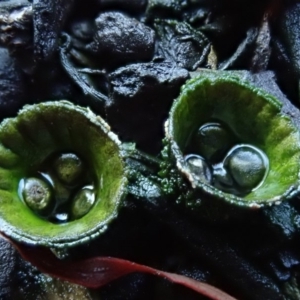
[0,101,127,248]
[166,73,300,207]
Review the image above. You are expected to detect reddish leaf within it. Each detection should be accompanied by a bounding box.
[5,236,237,300]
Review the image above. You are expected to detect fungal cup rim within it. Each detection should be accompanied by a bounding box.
[166,74,300,207]
[0,100,128,248]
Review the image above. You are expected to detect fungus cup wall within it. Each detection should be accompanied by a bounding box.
[167,73,300,206]
[0,101,127,248]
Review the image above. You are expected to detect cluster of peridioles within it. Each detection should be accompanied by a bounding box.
[19,152,96,223]
[184,121,269,196]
